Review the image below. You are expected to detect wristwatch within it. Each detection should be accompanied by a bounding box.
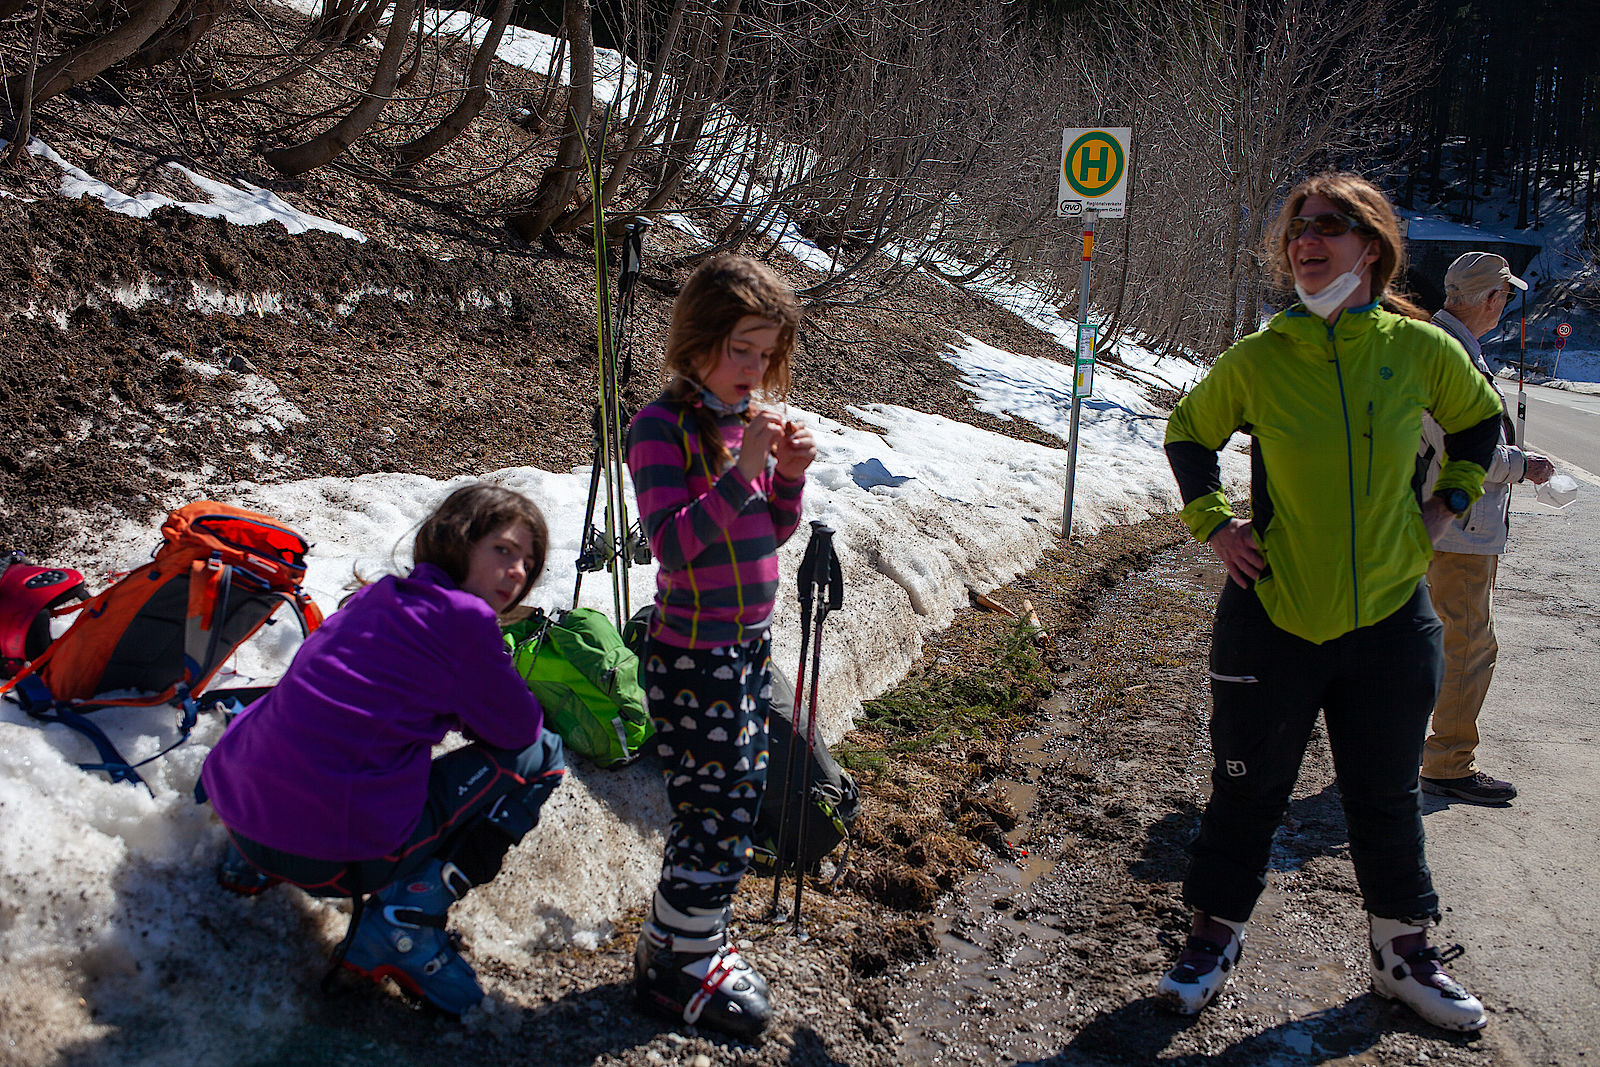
[1436,487,1471,517]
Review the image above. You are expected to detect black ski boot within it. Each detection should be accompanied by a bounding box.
[633,922,771,1039]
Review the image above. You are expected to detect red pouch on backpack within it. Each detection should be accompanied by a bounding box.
[0,553,87,679]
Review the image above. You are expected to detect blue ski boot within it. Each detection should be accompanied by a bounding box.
[342,860,483,1017]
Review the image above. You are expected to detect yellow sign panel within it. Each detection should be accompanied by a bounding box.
[1057,127,1131,219]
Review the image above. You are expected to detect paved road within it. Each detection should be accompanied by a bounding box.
[1514,380,1600,474]
[1421,441,1600,1063]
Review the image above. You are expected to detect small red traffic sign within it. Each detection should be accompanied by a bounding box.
[1556,322,1572,338]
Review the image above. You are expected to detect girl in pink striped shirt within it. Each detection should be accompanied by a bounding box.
[625,254,815,1038]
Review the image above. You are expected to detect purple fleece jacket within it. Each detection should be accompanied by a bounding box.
[200,562,543,861]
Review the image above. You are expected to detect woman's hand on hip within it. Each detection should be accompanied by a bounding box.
[1208,518,1264,588]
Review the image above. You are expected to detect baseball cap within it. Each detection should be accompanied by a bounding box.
[1444,251,1527,298]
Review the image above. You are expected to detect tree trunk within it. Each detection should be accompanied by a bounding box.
[392,0,514,170]
[635,0,741,217]
[2,0,183,109]
[314,0,388,44]
[1,0,48,168]
[122,0,228,72]
[598,0,689,209]
[265,0,418,176]
[507,0,596,242]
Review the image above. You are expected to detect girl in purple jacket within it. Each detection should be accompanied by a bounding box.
[625,255,816,1037]
[200,483,565,1017]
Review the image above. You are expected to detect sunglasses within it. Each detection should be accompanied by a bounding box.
[1286,211,1371,241]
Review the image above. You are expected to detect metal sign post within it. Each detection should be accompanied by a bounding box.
[1515,290,1527,447]
[1061,232,1097,538]
[1056,127,1131,537]
[1553,321,1572,379]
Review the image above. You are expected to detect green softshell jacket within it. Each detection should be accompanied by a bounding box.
[1165,303,1505,645]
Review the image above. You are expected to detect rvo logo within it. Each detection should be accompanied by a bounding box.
[1225,760,1247,778]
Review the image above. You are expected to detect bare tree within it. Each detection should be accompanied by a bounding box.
[264,0,418,176]
[391,0,514,171]
[632,0,743,217]
[2,0,183,109]
[508,0,596,242]
[597,0,689,215]
[122,0,230,72]
[1,0,47,168]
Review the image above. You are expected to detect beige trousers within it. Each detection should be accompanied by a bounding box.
[1422,550,1499,779]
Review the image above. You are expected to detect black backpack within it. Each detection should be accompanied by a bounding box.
[751,665,860,876]
[620,609,858,875]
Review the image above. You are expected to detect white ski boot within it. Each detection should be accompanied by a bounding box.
[1369,915,1486,1031]
[634,926,770,1039]
[1157,913,1245,1014]
[633,894,770,1038]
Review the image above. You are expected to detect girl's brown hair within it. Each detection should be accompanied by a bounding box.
[414,483,548,607]
[662,254,801,467]
[1267,171,1428,321]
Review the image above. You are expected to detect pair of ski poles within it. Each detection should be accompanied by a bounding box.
[572,216,651,618]
[768,520,843,937]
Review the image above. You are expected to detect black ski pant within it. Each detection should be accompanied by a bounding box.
[1184,579,1443,925]
[227,730,566,898]
[642,634,772,918]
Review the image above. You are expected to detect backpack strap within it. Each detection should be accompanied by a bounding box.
[23,700,152,788]
[185,555,231,686]
[16,685,246,792]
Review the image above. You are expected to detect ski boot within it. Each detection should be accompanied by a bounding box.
[634,920,771,1039]
[342,860,483,1017]
[1369,915,1486,1031]
[216,837,281,896]
[1157,912,1245,1014]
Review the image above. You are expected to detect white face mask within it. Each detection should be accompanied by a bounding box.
[1296,242,1375,320]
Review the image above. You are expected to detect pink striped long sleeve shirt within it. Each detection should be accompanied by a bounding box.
[626,394,805,648]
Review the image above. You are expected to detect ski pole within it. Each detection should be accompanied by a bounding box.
[792,522,841,937]
[767,524,823,921]
[572,409,607,608]
[606,221,656,601]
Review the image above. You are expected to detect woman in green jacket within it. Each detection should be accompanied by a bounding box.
[1157,172,1505,1031]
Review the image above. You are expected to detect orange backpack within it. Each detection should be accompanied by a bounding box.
[2,501,324,785]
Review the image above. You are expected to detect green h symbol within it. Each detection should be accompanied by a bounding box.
[1081,144,1109,183]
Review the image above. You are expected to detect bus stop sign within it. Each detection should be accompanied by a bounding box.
[1058,128,1131,219]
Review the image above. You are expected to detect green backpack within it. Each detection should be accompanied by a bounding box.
[503,608,654,768]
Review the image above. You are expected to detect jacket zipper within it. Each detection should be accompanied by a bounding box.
[1365,401,1374,496]
[1329,325,1360,630]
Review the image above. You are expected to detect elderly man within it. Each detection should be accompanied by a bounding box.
[1419,252,1554,804]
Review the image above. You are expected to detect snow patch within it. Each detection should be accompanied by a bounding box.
[2,137,366,242]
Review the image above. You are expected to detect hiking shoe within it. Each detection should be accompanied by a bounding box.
[1420,772,1517,805]
[1156,914,1244,1015]
[634,926,771,1039]
[343,860,482,1017]
[216,838,281,896]
[1370,915,1486,1032]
